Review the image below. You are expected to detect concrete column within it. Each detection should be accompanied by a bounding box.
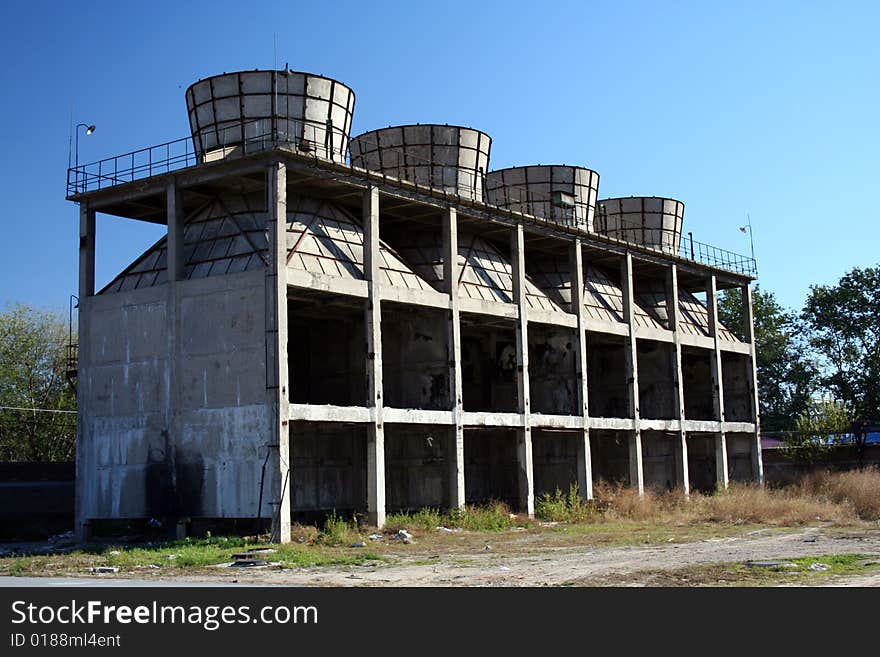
[706,274,729,489]
[511,224,534,516]
[74,203,95,542]
[364,185,386,527]
[266,162,291,542]
[569,239,592,499]
[165,181,184,535]
[742,284,764,484]
[621,253,644,495]
[443,207,465,509]
[666,264,689,495]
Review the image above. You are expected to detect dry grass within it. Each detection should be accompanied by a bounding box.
[798,468,880,520]
[590,470,880,526]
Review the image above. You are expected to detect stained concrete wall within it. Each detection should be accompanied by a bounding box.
[687,433,717,492]
[291,422,366,518]
[529,328,577,415]
[591,430,630,485]
[637,340,676,420]
[682,349,714,420]
[385,424,449,511]
[532,430,579,497]
[726,433,755,482]
[722,353,753,422]
[461,324,517,412]
[81,269,269,521]
[382,306,450,410]
[642,431,677,492]
[464,428,519,508]
[289,303,366,405]
[587,336,629,418]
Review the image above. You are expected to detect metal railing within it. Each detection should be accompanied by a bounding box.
[66,120,757,277]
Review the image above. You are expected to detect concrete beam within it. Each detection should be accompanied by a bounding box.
[588,417,636,431]
[528,309,577,328]
[742,284,764,484]
[511,224,534,516]
[633,326,675,344]
[679,333,715,350]
[165,181,183,536]
[530,414,584,430]
[287,269,369,299]
[462,412,525,428]
[383,408,456,425]
[683,420,723,433]
[443,207,466,510]
[364,185,386,527]
[457,297,519,320]
[266,162,291,543]
[288,404,372,423]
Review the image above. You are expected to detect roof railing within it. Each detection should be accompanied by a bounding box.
[66,120,757,277]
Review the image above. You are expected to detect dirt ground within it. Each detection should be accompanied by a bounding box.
[145,526,880,587]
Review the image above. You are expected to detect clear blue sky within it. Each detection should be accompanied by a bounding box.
[0,0,877,315]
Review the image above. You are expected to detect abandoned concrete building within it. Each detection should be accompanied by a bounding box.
[67,69,762,542]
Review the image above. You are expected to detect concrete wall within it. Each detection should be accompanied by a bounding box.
[529,328,578,415]
[385,424,449,511]
[532,430,579,497]
[587,336,629,418]
[461,324,518,412]
[682,349,714,420]
[289,303,366,405]
[637,340,676,420]
[722,353,753,422]
[464,428,519,508]
[81,269,269,521]
[727,433,755,482]
[382,306,450,410]
[291,422,366,517]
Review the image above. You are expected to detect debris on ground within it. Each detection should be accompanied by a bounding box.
[48,531,75,545]
[107,550,121,556]
[436,526,463,533]
[395,530,413,544]
[351,541,367,548]
[809,563,830,571]
[147,518,162,528]
[803,536,818,543]
[231,548,276,559]
[745,560,798,569]
[484,544,492,551]
[166,554,177,561]
[89,566,119,574]
[136,564,161,570]
[368,533,384,541]
[213,559,281,569]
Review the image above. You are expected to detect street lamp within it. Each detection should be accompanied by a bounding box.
[75,123,96,169]
[739,213,755,262]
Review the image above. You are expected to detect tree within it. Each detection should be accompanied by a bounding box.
[780,398,851,464]
[802,265,880,461]
[0,304,76,461]
[718,286,816,431]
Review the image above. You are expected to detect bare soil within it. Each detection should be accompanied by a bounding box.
[141,525,880,587]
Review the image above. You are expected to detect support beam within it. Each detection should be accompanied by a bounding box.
[742,283,765,484]
[666,264,690,495]
[443,207,466,509]
[511,224,534,516]
[621,253,644,495]
[74,203,95,542]
[266,162,291,542]
[706,274,729,489]
[165,181,183,536]
[364,186,386,527]
[570,239,593,499]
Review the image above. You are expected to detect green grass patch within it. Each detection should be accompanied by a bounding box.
[536,484,598,523]
[383,501,529,533]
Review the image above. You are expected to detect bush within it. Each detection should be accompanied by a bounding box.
[314,512,360,546]
[800,468,880,520]
[536,483,596,523]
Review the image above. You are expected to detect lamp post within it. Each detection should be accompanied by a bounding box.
[739,213,755,262]
[75,123,96,169]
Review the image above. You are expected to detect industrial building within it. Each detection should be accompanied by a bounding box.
[67,69,762,542]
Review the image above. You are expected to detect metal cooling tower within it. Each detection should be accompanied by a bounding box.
[597,197,684,255]
[485,165,600,230]
[185,69,355,162]
[349,124,491,201]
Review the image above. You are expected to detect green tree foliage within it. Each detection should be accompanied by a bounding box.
[781,398,852,464]
[0,304,76,461]
[802,265,880,457]
[717,287,816,431]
